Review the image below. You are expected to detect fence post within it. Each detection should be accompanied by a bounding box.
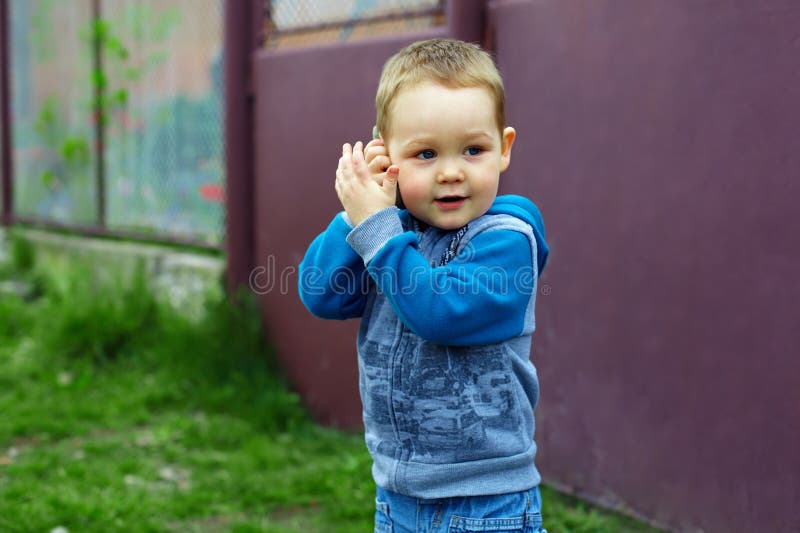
[92,0,106,228]
[223,0,262,294]
[446,0,485,45]
[0,0,13,226]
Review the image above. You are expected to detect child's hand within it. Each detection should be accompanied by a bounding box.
[336,141,399,226]
[364,138,392,186]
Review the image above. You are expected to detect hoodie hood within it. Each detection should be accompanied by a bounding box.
[487,195,550,275]
[397,194,550,275]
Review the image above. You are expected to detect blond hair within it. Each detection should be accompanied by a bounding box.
[375,38,505,140]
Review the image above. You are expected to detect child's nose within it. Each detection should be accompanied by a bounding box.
[436,163,465,183]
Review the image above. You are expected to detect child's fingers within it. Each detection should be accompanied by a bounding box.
[353,141,364,161]
[351,141,371,181]
[381,166,399,196]
[365,143,388,164]
[364,139,385,158]
[337,156,348,184]
[367,155,391,174]
[335,158,346,184]
[341,143,353,171]
[337,144,352,191]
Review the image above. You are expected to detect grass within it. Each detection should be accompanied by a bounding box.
[0,234,664,532]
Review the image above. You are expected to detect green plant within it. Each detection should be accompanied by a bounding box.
[88,5,181,128]
[19,5,181,223]
[32,96,93,196]
[0,292,32,340]
[37,260,159,363]
[8,233,36,273]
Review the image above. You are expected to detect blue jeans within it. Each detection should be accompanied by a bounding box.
[374,485,547,533]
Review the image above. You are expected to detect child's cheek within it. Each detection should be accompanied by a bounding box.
[397,178,426,209]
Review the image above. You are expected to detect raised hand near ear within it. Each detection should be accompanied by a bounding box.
[335,141,399,226]
[364,138,392,186]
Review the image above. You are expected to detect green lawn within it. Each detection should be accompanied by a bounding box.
[0,234,663,532]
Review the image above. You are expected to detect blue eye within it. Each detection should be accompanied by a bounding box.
[465,147,482,156]
[417,149,436,160]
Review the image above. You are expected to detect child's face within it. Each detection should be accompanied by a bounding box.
[384,82,515,230]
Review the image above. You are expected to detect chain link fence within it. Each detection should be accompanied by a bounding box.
[4,1,446,248]
[11,0,98,226]
[266,0,445,48]
[8,0,225,246]
[101,0,225,245]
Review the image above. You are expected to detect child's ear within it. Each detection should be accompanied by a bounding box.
[500,127,516,173]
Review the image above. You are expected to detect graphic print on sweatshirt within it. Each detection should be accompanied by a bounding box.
[358,302,528,465]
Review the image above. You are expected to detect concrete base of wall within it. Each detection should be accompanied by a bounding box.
[1,227,225,316]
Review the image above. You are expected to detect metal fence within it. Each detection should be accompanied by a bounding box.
[0,0,447,249]
[4,0,225,248]
[265,0,445,48]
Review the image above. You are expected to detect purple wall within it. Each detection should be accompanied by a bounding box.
[249,0,799,530]
[489,0,800,531]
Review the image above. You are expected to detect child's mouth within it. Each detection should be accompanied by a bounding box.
[435,196,467,210]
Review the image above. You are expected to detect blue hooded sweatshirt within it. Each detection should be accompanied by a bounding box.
[299,195,549,498]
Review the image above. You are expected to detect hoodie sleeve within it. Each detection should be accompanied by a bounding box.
[298,212,370,320]
[346,208,536,346]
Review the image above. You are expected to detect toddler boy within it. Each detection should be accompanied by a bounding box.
[299,38,549,532]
